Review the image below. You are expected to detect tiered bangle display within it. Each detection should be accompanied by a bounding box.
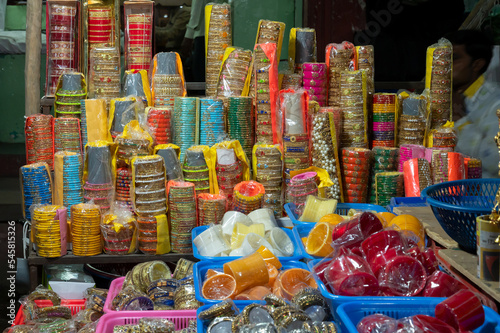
[151,52,183,107]
[168,181,197,253]
[25,114,54,169]
[326,41,354,107]
[54,73,86,117]
[205,3,232,97]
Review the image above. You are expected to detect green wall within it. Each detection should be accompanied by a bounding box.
[0,53,46,145]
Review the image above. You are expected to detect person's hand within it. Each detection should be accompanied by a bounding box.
[181,37,194,59]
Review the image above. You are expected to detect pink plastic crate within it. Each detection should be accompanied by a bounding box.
[95,310,197,333]
[103,276,125,313]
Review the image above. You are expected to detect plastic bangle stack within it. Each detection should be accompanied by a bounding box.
[137,215,158,254]
[398,144,425,172]
[183,148,210,195]
[25,114,54,169]
[302,62,327,106]
[341,147,372,203]
[21,163,53,220]
[357,45,375,94]
[375,172,404,206]
[398,113,427,146]
[71,203,102,256]
[152,52,182,107]
[55,72,86,117]
[283,133,310,198]
[173,97,198,162]
[168,181,197,254]
[311,110,341,200]
[115,137,151,167]
[46,2,78,97]
[33,205,66,258]
[254,44,274,144]
[368,147,399,204]
[403,158,433,197]
[87,5,115,49]
[84,144,113,211]
[216,159,242,206]
[339,70,367,148]
[216,48,252,97]
[288,172,318,216]
[205,3,231,97]
[431,151,465,184]
[115,167,133,213]
[372,93,396,148]
[428,44,452,128]
[466,158,482,179]
[125,12,153,71]
[326,42,354,107]
[174,279,202,310]
[198,193,227,226]
[146,107,172,145]
[101,213,136,255]
[88,46,120,102]
[232,180,265,214]
[254,145,283,218]
[227,97,254,161]
[133,155,166,217]
[199,98,225,147]
[54,152,83,215]
[432,127,457,149]
[53,117,81,154]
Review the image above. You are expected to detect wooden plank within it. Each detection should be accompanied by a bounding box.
[439,248,500,303]
[393,205,459,249]
[25,0,42,116]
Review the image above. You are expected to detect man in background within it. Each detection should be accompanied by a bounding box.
[180,0,208,82]
[448,30,500,178]
[155,4,191,54]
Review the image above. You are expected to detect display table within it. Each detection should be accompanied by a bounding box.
[28,244,196,291]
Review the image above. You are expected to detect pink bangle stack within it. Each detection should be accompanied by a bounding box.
[302,63,327,106]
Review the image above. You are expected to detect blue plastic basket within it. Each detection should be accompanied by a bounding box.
[421,179,500,253]
[336,300,500,333]
[284,202,388,226]
[307,259,445,312]
[193,260,310,305]
[388,196,427,213]
[292,224,316,260]
[191,225,304,261]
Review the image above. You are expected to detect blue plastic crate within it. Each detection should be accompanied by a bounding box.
[292,224,316,260]
[194,260,310,305]
[388,196,428,213]
[307,259,445,313]
[336,300,500,333]
[284,202,388,226]
[191,225,304,261]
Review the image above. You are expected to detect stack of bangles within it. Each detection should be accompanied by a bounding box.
[33,205,66,258]
[341,147,371,203]
[283,133,310,196]
[232,180,265,214]
[169,181,197,253]
[133,156,167,217]
[183,149,210,195]
[216,160,242,205]
[288,172,318,216]
[254,146,283,218]
[115,137,151,167]
[101,213,136,255]
[71,203,102,256]
[197,193,227,226]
